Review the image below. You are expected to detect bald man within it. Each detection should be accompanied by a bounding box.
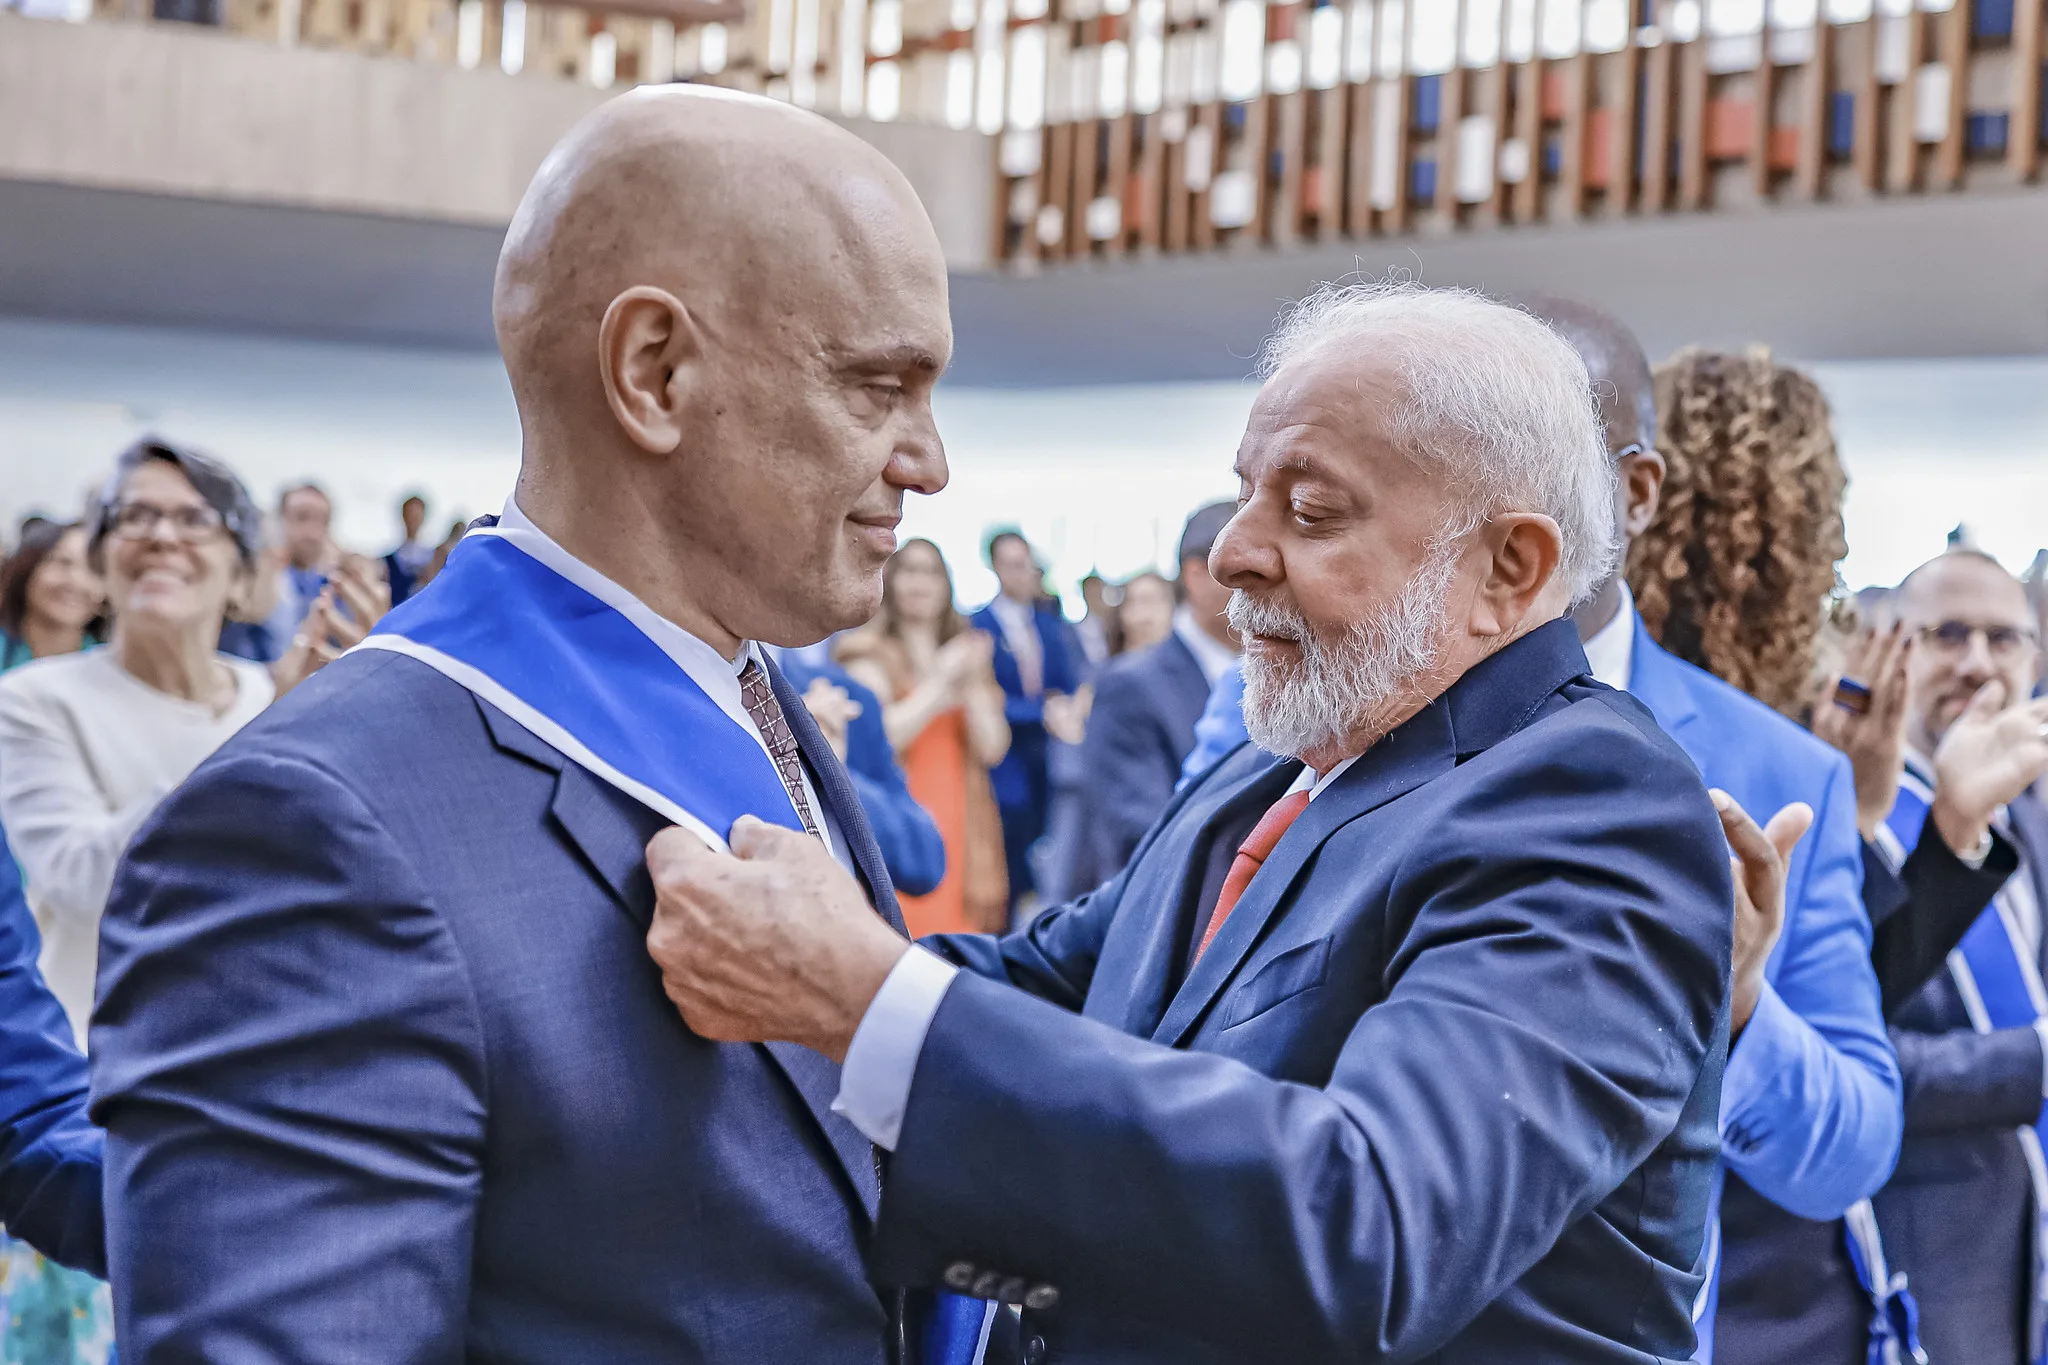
[92,89,952,1363]
[1528,296,1900,1364]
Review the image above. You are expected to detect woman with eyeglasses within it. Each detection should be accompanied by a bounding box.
[0,439,276,1049]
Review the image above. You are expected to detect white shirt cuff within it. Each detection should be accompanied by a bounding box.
[831,946,959,1152]
[1954,828,1995,869]
[2033,1019,2048,1101]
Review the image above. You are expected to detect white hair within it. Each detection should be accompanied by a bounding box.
[1257,279,1620,606]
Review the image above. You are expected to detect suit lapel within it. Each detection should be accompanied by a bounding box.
[476,692,885,1220]
[1152,707,1457,1048]
[1625,615,1705,748]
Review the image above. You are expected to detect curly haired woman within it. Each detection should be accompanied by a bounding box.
[1627,346,1849,717]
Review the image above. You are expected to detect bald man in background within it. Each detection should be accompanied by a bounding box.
[92,89,952,1363]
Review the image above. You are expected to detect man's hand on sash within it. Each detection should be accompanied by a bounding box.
[1714,790,1814,1041]
[646,818,908,1063]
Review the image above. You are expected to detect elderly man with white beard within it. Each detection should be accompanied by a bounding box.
[642,283,1767,1364]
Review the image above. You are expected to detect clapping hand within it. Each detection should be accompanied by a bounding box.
[800,678,864,760]
[1929,682,2048,856]
[935,629,996,695]
[1810,623,1912,837]
[273,557,393,696]
[1714,790,1814,1040]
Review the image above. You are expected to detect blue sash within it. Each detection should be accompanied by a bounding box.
[360,523,996,1365]
[1882,771,2048,1365]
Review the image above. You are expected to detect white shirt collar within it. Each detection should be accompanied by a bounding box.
[1173,605,1239,684]
[1582,581,1637,693]
[1285,754,1362,802]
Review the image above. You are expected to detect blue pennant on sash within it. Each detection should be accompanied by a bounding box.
[359,522,996,1365]
[1884,771,2048,1365]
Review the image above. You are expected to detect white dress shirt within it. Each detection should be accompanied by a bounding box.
[986,594,1044,697]
[496,500,848,869]
[1173,606,1240,686]
[835,753,1358,1150]
[1581,582,1637,693]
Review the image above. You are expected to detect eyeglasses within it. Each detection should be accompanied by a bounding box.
[1916,620,2039,661]
[108,500,226,543]
[1614,443,1647,461]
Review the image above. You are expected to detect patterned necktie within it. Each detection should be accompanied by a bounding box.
[1194,789,1312,962]
[737,659,824,841]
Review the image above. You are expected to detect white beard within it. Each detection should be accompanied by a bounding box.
[1229,550,1458,760]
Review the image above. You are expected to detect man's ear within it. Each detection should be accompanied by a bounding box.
[1620,447,1667,541]
[598,287,704,454]
[1470,513,1564,638]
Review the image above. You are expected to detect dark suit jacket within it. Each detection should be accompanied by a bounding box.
[871,619,1735,1363]
[0,822,104,1276]
[92,650,909,1363]
[1872,791,2048,1365]
[1079,633,1214,880]
[777,653,947,898]
[1867,825,2022,1018]
[971,602,1081,811]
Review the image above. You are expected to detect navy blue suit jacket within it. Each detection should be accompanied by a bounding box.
[93,651,909,1363]
[777,653,947,898]
[971,603,1081,811]
[0,822,104,1276]
[872,619,1735,1362]
[1079,633,1214,880]
[1871,793,2048,1365]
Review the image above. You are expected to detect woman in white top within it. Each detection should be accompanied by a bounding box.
[0,439,275,1044]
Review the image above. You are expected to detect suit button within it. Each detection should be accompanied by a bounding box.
[943,1262,976,1290]
[997,1277,1027,1304]
[970,1271,1003,1299]
[1023,1333,1048,1365]
[1024,1285,1060,1311]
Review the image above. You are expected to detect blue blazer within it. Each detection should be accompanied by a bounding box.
[1871,793,2048,1365]
[92,651,909,1363]
[1080,633,1214,878]
[873,619,1735,1363]
[1624,617,1901,1360]
[0,823,104,1276]
[971,603,1081,810]
[777,653,947,898]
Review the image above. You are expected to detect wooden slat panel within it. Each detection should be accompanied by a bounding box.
[991,137,1012,263]
[1104,113,1133,254]
[1192,102,1221,249]
[1244,94,1274,241]
[1137,114,1167,249]
[1644,35,1674,210]
[1511,60,1542,219]
[1044,119,1075,260]
[1610,43,1642,213]
[1933,0,1970,187]
[1478,57,1512,223]
[2014,0,2044,179]
[1348,77,1377,233]
[1316,84,1349,238]
[1384,72,1414,231]
[1677,38,1708,209]
[1274,89,1307,244]
[1437,66,1467,218]
[1068,115,1099,254]
[1750,61,1776,198]
[1854,18,1882,189]
[1795,18,1829,198]
[1558,52,1589,216]
[1163,130,1190,251]
[1886,14,1924,192]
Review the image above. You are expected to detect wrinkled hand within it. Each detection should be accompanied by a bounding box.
[1931,683,2048,856]
[801,678,863,760]
[1716,790,1814,1041]
[271,560,393,696]
[936,630,996,692]
[645,817,908,1063]
[1043,686,1091,746]
[1810,623,1912,837]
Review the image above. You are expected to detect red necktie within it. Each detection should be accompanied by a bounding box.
[1194,789,1312,962]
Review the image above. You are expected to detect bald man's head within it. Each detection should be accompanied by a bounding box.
[495,86,952,651]
[1515,294,1656,456]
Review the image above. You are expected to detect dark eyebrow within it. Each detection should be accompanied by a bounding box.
[836,344,944,377]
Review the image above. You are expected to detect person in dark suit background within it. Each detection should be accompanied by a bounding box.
[776,648,948,898]
[644,281,1750,1363]
[973,532,1083,917]
[1079,501,1238,882]
[1867,550,2048,1365]
[90,88,961,1363]
[382,492,434,606]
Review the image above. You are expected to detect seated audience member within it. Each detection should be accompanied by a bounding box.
[1113,572,1177,654]
[0,818,108,1363]
[384,492,434,605]
[1530,315,1900,1361]
[648,281,1743,1362]
[0,438,275,1044]
[774,646,948,899]
[1862,551,2048,1365]
[839,539,1011,935]
[974,531,1083,915]
[0,522,103,675]
[1083,502,1238,878]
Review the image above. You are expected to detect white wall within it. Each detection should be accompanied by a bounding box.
[0,318,2041,610]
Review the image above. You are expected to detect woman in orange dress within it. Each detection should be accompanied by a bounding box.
[837,539,1010,938]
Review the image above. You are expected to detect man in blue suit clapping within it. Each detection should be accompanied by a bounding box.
[648,283,1751,1363]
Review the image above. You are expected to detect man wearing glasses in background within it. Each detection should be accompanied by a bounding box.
[1865,549,2048,1365]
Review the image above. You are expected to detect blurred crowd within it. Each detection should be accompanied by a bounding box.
[0,324,2046,1365]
